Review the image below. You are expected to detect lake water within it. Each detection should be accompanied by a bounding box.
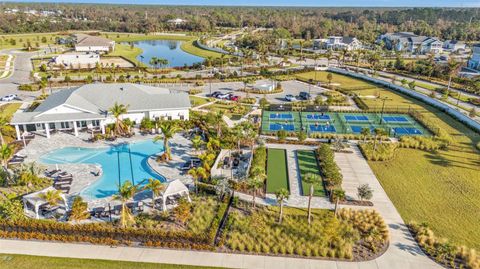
[127,40,204,68]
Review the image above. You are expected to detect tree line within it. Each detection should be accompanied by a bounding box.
[0,3,479,43]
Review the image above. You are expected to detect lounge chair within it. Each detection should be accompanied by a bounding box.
[8,157,24,165]
[45,169,60,177]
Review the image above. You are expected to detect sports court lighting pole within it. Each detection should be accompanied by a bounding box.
[379,97,388,125]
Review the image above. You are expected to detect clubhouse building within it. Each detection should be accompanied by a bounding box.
[11,83,191,140]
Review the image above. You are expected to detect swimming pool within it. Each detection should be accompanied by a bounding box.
[40,140,165,200]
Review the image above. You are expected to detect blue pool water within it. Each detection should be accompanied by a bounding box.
[126,40,204,68]
[40,140,165,200]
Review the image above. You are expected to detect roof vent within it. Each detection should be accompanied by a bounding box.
[120,87,124,91]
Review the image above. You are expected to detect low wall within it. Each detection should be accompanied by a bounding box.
[328,67,480,134]
[194,40,242,57]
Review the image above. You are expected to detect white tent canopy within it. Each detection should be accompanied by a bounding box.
[161,179,191,211]
[22,187,68,219]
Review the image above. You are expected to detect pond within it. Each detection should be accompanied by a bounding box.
[127,40,204,68]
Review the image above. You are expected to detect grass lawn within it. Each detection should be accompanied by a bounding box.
[0,103,21,120]
[202,102,250,120]
[107,43,143,66]
[295,71,377,90]
[180,40,225,59]
[0,33,65,50]
[339,75,480,249]
[189,96,209,107]
[266,148,289,193]
[296,150,326,197]
[104,32,195,42]
[0,254,216,269]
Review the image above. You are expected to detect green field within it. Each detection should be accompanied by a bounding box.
[180,40,225,59]
[107,43,143,66]
[0,33,64,50]
[296,150,326,197]
[266,148,289,193]
[104,32,195,42]
[328,72,480,248]
[0,103,21,119]
[295,71,377,90]
[189,96,209,107]
[0,254,216,269]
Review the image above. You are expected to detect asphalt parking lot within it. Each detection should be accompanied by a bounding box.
[168,79,328,104]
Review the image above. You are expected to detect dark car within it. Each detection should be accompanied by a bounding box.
[299,92,311,100]
[209,91,222,97]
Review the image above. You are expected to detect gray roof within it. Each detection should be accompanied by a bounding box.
[74,34,114,47]
[11,83,191,124]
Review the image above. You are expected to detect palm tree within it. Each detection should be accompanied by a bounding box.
[373,128,386,151]
[303,173,320,225]
[446,58,461,95]
[0,116,9,145]
[191,135,204,154]
[108,102,129,136]
[153,121,180,161]
[360,127,371,143]
[325,50,333,66]
[247,175,264,208]
[69,196,90,221]
[275,188,289,224]
[113,181,138,228]
[0,143,13,170]
[39,189,63,207]
[143,178,165,208]
[188,166,207,194]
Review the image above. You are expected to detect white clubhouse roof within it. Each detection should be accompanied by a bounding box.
[11,83,191,124]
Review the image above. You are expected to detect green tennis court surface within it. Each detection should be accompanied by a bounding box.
[261,110,430,137]
[266,148,289,193]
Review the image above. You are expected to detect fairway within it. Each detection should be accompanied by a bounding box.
[0,253,216,269]
[266,148,289,193]
[296,150,326,197]
[335,73,480,248]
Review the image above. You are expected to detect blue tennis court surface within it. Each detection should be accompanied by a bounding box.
[350,126,374,134]
[383,116,409,123]
[393,127,422,135]
[270,113,293,120]
[309,125,336,133]
[270,123,295,131]
[306,114,330,120]
[344,115,369,122]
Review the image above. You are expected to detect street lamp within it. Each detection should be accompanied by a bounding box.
[378,97,389,124]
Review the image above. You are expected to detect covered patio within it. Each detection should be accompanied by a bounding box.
[22,187,69,219]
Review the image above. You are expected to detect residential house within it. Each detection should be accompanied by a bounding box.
[443,40,467,52]
[73,34,115,53]
[313,36,362,51]
[467,44,480,71]
[167,18,187,25]
[379,32,443,54]
[11,83,191,139]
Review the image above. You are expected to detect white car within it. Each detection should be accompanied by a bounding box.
[216,93,231,99]
[1,94,17,101]
[285,94,297,102]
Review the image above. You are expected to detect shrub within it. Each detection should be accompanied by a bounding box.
[359,142,397,161]
[189,88,202,95]
[316,144,343,195]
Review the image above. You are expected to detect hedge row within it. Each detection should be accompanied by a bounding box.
[316,144,343,195]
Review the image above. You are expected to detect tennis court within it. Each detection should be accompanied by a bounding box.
[262,110,431,137]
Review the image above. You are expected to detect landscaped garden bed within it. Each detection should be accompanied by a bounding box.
[266,148,289,193]
[221,202,389,260]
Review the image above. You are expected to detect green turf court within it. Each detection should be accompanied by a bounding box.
[296,150,326,197]
[266,148,289,193]
[261,110,430,137]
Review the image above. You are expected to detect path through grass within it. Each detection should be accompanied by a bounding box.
[309,71,480,248]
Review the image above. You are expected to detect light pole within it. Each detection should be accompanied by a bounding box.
[379,97,389,124]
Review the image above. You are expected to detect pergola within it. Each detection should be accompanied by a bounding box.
[22,187,69,219]
[161,179,191,212]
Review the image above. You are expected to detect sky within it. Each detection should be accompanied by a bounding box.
[3,0,480,7]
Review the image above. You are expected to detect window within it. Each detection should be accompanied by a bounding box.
[167,116,172,120]
[180,115,185,120]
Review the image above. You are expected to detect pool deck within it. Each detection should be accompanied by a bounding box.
[18,131,194,207]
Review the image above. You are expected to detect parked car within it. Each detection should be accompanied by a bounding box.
[285,94,297,102]
[229,95,239,101]
[298,92,311,100]
[1,94,17,101]
[217,92,231,99]
[209,91,221,97]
